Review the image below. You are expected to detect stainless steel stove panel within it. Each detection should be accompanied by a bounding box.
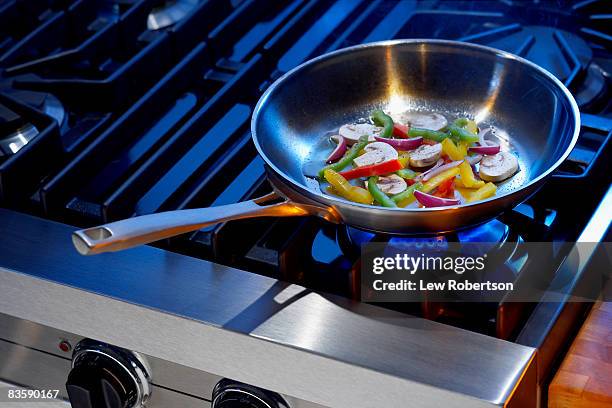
[0,208,536,408]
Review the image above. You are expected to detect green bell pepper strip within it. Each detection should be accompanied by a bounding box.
[368,176,397,208]
[391,182,423,204]
[453,118,468,127]
[396,168,417,179]
[453,118,478,135]
[448,124,479,143]
[371,110,394,138]
[407,127,449,142]
[318,135,370,178]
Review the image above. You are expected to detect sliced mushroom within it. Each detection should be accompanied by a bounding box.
[339,123,382,144]
[409,143,442,168]
[375,174,407,195]
[479,152,519,182]
[353,141,398,167]
[393,111,448,131]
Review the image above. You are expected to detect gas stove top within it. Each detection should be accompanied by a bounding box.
[1,0,609,336]
[0,1,610,408]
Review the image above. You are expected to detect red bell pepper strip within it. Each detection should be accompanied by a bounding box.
[436,177,455,198]
[339,160,402,180]
[393,123,409,138]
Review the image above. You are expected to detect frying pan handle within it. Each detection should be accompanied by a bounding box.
[72,192,337,255]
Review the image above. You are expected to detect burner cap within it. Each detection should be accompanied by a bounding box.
[147,0,199,31]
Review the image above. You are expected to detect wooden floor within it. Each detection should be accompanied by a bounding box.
[548,299,612,408]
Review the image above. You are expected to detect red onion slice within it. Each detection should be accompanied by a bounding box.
[414,190,460,207]
[469,145,500,155]
[422,160,463,181]
[414,159,444,181]
[326,135,347,163]
[374,135,423,150]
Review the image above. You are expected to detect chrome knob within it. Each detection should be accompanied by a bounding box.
[66,340,151,408]
[212,380,289,408]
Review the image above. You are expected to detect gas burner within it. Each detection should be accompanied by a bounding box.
[0,123,38,157]
[340,219,516,248]
[454,218,512,243]
[147,0,199,31]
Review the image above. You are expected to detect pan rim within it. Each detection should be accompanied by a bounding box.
[251,39,581,213]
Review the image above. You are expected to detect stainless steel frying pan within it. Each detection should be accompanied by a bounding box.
[72,40,580,255]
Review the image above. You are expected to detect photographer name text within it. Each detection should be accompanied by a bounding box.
[373,279,513,292]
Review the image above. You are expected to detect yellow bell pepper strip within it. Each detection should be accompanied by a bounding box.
[458,141,469,157]
[326,185,372,205]
[398,151,411,168]
[456,186,475,201]
[421,167,460,193]
[441,138,465,161]
[368,176,397,207]
[339,159,402,180]
[458,161,485,188]
[323,169,373,204]
[455,176,485,189]
[391,182,423,207]
[465,120,478,135]
[318,135,370,178]
[396,168,417,179]
[371,110,394,138]
[466,182,497,203]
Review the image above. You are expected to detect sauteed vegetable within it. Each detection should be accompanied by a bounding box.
[317,110,519,208]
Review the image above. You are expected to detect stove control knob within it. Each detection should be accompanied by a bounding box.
[212,380,289,408]
[66,340,151,408]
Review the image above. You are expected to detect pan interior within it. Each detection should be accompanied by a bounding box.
[253,41,578,208]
